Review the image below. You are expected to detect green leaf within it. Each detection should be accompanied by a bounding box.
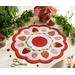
[53,42,56,47]
[0,6,5,15]
[41,51,47,54]
[48,33,52,36]
[26,48,31,51]
[14,6,19,12]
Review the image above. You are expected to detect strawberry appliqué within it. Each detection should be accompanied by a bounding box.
[24,31,30,35]
[32,53,38,58]
[48,31,55,36]
[41,51,49,58]
[32,28,39,33]
[55,37,61,40]
[41,28,46,32]
[18,36,26,41]
[22,48,31,54]
[51,49,58,54]
[54,42,62,47]
[17,43,24,47]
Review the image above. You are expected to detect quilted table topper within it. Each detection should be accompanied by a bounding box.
[11,25,68,63]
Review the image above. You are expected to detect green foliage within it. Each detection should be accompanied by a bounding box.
[0,6,5,15]
[51,12,75,45]
[0,6,34,38]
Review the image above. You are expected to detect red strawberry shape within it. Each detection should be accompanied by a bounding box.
[22,48,31,54]
[32,53,38,58]
[32,28,39,33]
[41,28,46,32]
[55,37,61,40]
[18,36,26,41]
[24,31,30,35]
[41,51,49,58]
[51,49,58,54]
[54,42,62,47]
[17,43,24,47]
[48,31,55,36]
[48,20,55,26]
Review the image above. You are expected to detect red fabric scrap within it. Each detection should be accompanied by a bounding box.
[49,6,57,15]
[34,6,41,16]
[34,6,57,16]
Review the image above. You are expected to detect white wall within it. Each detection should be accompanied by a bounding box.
[18,6,35,14]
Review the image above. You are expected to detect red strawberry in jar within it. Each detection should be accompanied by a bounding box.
[39,14,50,22]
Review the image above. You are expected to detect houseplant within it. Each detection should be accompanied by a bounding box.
[0,6,34,38]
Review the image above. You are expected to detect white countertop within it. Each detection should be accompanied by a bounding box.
[0,16,75,68]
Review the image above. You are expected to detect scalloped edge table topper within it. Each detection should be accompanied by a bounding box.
[11,25,68,63]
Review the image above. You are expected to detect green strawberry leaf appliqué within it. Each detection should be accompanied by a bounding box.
[53,42,62,47]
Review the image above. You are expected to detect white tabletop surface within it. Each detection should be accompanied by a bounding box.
[0,16,75,68]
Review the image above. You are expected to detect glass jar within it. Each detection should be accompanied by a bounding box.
[0,34,6,48]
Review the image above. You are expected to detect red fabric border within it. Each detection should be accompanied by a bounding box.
[11,25,68,63]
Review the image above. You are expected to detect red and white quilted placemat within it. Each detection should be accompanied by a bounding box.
[11,25,68,63]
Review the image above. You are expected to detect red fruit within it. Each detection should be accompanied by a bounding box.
[41,51,49,58]
[55,37,61,40]
[48,31,55,36]
[18,36,26,41]
[54,42,62,47]
[24,31,30,35]
[51,49,58,54]
[17,43,24,47]
[32,28,39,32]
[2,42,6,46]
[32,53,38,58]
[22,48,31,54]
[39,15,50,22]
[0,37,4,41]
[45,15,50,20]
[48,20,55,26]
[39,16,45,22]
